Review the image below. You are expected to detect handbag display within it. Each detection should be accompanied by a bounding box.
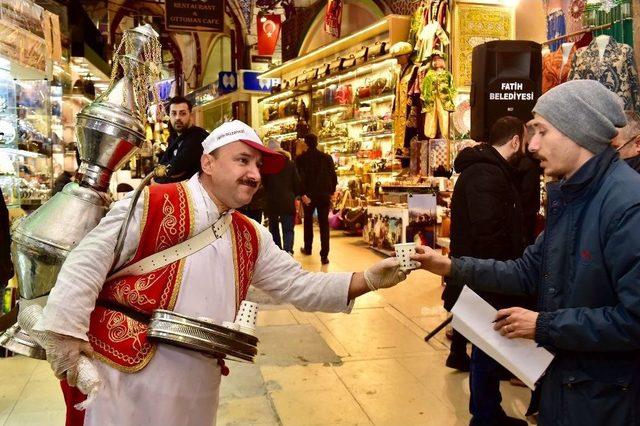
[370,77,387,96]
[324,84,337,106]
[357,79,371,99]
[313,89,325,108]
[328,57,344,74]
[277,101,288,119]
[335,84,353,105]
[342,54,357,69]
[367,41,387,58]
[355,46,368,65]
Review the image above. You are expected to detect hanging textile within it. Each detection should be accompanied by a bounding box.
[583,0,633,47]
[421,68,456,139]
[542,43,578,93]
[393,63,419,150]
[415,0,450,63]
[324,0,343,38]
[569,37,640,111]
[547,9,567,52]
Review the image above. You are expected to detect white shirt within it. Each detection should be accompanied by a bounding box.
[42,174,353,426]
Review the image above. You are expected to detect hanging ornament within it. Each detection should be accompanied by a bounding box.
[281,0,295,20]
[569,0,585,20]
[239,0,252,30]
[599,0,615,13]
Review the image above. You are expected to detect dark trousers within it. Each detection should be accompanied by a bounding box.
[469,346,506,425]
[450,329,468,356]
[303,201,330,257]
[268,214,295,253]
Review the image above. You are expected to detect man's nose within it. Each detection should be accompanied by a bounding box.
[247,163,262,180]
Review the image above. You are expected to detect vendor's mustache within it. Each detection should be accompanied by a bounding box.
[238,178,259,188]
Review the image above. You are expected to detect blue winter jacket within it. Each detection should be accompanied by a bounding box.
[451,147,640,426]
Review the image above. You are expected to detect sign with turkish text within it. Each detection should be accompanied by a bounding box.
[257,14,281,56]
[165,0,224,32]
[486,79,537,124]
[323,0,343,38]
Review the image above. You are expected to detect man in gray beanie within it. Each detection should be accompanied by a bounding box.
[410,79,640,425]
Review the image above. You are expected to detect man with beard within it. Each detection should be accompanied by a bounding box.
[443,116,529,425]
[411,80,640,426]
[611,110,640,173]
[156,96,209,183]
[38,120,409,426]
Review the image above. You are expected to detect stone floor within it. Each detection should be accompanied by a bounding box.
[0,226,532,425]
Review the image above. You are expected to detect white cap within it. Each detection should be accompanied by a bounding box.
[201,120,285,174]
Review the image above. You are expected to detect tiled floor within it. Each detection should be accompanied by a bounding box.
[0,226,532,425]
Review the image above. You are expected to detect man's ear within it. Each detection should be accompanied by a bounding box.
[634,135,640,155]
[201,153,214,174]
[511,135,521,151]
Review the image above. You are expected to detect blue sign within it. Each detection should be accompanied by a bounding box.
[218,71,237,94]
[242,70,274,92]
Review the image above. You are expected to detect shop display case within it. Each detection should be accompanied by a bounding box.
[311,57,399,181]
[0,77,53,209]
[257,90,310,145]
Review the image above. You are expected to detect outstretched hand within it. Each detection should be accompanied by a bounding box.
[364,257,408,291]
[410,245,452,277]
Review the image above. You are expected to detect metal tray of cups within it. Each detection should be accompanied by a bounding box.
[147,310,259,363]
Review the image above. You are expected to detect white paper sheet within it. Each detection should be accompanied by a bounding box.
[451,286,554,389]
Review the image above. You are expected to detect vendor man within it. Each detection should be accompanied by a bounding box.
[40,120,407,426]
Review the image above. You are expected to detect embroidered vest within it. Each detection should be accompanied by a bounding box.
[87,182,260,372]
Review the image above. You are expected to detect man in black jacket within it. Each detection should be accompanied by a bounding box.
[295,134,337,264]
[611,110,640,173]
[445,116,530,426]
[263,144,302,254]
[156,96,209,183]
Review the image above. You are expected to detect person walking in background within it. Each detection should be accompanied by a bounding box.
[295,134,337,264]
[611,110,640,172]
[238,185,267,224]
[263,140,301,255]
[445,116,531,426]
[156,96,209,183]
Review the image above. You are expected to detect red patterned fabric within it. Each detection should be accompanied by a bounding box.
[87,182,193,372]
[86,183,260,373]
[230,211,260,311]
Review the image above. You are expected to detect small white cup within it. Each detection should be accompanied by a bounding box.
[394,242,421,271]
[222,321,241,331]
[234,301,259,336]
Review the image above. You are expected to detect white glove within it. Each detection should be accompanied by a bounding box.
[44,331,94,387]
[364,257,407,291]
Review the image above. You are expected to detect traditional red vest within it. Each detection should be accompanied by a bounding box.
[87,182,260,373]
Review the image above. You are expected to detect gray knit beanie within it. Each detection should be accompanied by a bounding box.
[532,80,627,154]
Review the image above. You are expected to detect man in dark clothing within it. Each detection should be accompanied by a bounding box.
[295,134,337,264]
[444,116,530,426]
[611,110,640,172]
[515,152,542,245]
[263,145,301,254]
[238,185,266,224]
[156,96,209,183]
[412,80,640,426]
